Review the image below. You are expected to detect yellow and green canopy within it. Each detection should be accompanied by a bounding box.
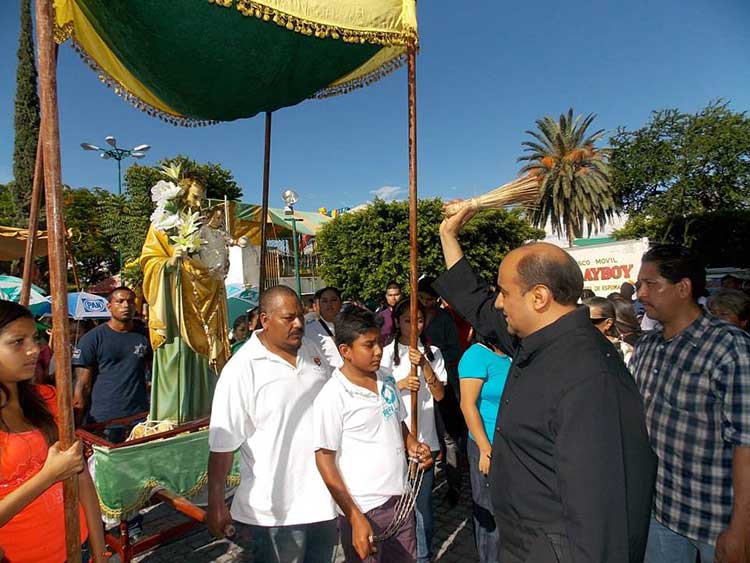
[53,0,417,125]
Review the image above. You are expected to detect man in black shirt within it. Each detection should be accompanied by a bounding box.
[434,206,656,563]
[73,286,151,442]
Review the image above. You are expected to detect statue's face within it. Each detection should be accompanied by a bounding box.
[183,180,205,208]
[207,209,224,228]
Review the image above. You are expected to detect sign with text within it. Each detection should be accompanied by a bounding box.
[567,239,650,297]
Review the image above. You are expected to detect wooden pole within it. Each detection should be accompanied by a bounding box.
[20,135,44,306]
[258,112,272,296]
[33,1,81,561]
[407,42,419,438]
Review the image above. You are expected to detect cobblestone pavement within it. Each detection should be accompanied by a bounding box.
[127,465,477,563]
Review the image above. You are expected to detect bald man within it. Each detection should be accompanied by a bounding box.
[435,207,656,563]
[207,285,338,562]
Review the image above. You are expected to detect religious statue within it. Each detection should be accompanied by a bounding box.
[198,205,248,280]
[139,164,242,425]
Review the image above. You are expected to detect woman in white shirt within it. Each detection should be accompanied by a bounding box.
[380,299,446,563]
[304,286,343,368]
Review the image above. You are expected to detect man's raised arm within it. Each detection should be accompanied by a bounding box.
[433,204,515,355]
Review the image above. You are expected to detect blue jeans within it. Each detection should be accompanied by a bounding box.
[645,517,715,563]
[467,438,499,563]
[415,452,437,562]
[248,519,338,563]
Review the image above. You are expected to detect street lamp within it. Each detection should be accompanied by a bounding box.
[80,136,150,196]
[282,189,303,297]
[81,136,150,271]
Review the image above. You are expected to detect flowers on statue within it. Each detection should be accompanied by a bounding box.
[150,168,204,254]
[169,210,203,254]
[179,209,201,235]
[169,211,203,253]
[170,231,202,254]
[151,180,183,204]
[150,204,183,231]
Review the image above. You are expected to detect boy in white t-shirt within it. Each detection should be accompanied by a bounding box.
[380,301,447,563]
[313,307,433,563]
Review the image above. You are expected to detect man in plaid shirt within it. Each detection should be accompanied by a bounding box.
[631,245,750,563]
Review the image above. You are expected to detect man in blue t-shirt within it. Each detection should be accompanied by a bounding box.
[73,286,151,442]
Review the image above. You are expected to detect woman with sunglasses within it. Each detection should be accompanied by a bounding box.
[584,296,635,364]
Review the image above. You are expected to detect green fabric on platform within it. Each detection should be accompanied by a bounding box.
[91,429,240,520]
[149,267,217,424]
[76,0,380,121]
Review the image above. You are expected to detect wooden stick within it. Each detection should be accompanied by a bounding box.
[407,42,419,439]
[258,112,272,296]
[20,135,44,306]
[33,1,80,560]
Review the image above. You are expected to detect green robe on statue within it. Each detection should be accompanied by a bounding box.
[149,265,216,422]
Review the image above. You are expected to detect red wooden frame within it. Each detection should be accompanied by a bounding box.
[77,416,213,563]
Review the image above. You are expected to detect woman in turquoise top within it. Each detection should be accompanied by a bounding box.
[459,336,511,563]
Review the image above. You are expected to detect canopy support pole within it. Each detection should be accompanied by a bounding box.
[407,41,419,438]
[20,135,44,306]
[258,111,272,296]
[33,1,80,561]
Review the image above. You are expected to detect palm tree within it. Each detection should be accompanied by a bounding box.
[519,109,615,247]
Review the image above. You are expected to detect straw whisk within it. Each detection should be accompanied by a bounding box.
[444,174,540,217]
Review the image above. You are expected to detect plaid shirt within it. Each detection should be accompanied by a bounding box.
[631,312,750,543]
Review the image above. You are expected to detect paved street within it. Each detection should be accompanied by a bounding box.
[129,465,477,563]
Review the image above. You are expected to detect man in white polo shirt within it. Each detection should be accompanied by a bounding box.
[207,285,337,563]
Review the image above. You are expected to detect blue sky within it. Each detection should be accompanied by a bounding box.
[1,0,749,212]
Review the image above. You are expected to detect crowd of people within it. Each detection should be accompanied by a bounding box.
[1,204,749,562]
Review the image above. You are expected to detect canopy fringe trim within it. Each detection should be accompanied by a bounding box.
[54,20,74,44]
[209,0,418,46]
[64,38,217,127]
[97,471,241,520]
[314,52,407,99]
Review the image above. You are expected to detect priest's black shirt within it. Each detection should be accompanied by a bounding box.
[434,257,656,563]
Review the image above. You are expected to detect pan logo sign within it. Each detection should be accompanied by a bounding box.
[82,297,107,313]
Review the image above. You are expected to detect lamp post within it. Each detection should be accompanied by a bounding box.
[81,136,150,196]
[81,136,150,270]
[282,189,303,297]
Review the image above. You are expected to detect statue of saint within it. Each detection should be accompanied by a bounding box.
[139,170,239,424]
[198,205,248,280]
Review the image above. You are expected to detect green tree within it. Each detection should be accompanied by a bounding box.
[0,183,21,227]
[166,155,243,201]
[63,188,118,286]
[101,164,159,269]
[610,100,750,244]
[315,198,545,303]
[519,109,614,247]
[614,210,750,267]
[12,0,41,227]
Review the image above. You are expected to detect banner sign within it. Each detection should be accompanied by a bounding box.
[567,238,650,296]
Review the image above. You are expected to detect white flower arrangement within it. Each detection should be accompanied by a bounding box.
[150,169,204,254]
[151,180,183,204]
[169,210,203,254]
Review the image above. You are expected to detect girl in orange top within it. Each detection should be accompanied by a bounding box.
[0,301,109,562]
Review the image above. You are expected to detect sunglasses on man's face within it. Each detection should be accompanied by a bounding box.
[590,317,612,324]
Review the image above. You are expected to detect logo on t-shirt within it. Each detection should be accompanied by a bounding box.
[381,375,399,420]
[133,343,147,358]
[72,347,81,360]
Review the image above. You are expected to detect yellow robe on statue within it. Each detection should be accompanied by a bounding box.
[140,226,230,423]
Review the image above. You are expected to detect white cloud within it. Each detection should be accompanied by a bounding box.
[369,185,404,200]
